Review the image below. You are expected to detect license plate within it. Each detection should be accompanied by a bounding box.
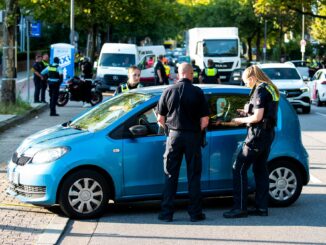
[9,170,19,184]
[110,86,117,90]
[220,76,226,79]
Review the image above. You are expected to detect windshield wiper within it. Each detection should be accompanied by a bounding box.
[69,124,84,130]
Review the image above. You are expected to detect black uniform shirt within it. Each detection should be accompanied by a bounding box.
[154,60,166,83]
[250,83,278,124]
[157,78,210,132]
[32,61,44,82]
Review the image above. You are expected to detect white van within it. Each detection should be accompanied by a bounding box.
[96,43,164,92]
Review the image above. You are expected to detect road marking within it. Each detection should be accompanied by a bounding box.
[310,174,322,184]
[316,112,326,118]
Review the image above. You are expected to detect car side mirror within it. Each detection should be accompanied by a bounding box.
[302,76,310,82]
[129,125,148,137]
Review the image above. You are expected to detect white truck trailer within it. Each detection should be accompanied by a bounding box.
[186,27,241,83]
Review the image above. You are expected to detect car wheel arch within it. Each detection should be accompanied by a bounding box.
[268,157,308,185]
[55,164,116,204]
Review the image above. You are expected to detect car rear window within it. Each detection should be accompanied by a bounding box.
[262,68,301,80]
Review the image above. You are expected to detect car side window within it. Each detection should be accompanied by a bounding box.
[110,105,164,139]
[207,94,248,131]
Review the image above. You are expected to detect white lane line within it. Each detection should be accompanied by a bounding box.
[316,112,326,118]
[310,174,323,184]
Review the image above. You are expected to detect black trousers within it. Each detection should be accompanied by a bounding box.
[34,79,41,102]
[232,127,275,210]
[49,83,60,115]
[40,80,47,102]
[160,130,203,218]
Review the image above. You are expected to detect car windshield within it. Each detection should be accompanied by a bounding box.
[204,39,238,57]
[69,93,154,132]
[262,68,301,80]
[99,53,136,67]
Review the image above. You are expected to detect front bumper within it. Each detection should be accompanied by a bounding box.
[6,160,59,205]
[281,90,311,108]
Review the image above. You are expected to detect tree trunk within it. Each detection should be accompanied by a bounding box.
[247,37,253,62]
[256,27,262,61]
[1,0,17,104]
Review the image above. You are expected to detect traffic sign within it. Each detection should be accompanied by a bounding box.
[300,39,306,46]
[30,21,41,37]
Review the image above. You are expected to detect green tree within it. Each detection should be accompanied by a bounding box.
[1,0,19,104]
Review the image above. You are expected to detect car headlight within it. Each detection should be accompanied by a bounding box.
[25,147,70,164]
[300,87,309,93]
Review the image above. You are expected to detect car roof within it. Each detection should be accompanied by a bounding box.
[133,84,250,96]
[258,63,296,69]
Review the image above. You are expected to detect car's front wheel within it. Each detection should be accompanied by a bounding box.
[268,161,303,207]
[302,105,311,114]
[58,169,109,219]
[317,92,323,107]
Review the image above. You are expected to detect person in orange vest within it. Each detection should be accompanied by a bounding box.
[163,60,171,84]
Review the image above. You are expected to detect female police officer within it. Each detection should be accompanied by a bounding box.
[223,65,280,218]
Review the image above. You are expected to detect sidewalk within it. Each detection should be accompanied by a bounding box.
[0,72,70,245]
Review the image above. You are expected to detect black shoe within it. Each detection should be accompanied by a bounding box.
[248,208,268,216]
[158,214,173,222]
[223,209,248,219]
[50,113,60,116]
[190,213,206,222]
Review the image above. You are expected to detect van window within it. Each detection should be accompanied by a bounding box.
[99,53,136,67]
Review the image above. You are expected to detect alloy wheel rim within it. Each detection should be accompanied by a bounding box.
[269,167,297,201]
[68,178,104,214]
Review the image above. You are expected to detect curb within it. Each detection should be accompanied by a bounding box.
[36,215,69,245]
[0,104,48,133]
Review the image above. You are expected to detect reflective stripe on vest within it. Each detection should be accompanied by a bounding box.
[205,68,217,76]
[265,84,280,102]
[193,71,199,78]
[164,65,170,76]
[42,60,49,67]
[121,84,129,93]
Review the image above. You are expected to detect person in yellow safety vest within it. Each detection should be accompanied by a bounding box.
[191,59,201,84]
[308,56,319,78]
[200,59,221,84]
[163,60,171,83]
[114,65,143,95]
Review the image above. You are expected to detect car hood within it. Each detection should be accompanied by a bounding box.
[16,125,90,155]
[272,79,306,90]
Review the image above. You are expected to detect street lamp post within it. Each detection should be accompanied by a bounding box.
[70,0,74,47]
[263,20,267,63]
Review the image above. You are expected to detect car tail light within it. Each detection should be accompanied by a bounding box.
[321,81,326,85]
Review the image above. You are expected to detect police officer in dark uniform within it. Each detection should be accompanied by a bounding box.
[191,59,201,84]
[157,63,210,222]
[114,66,143,95]
[32,54,44,103]
[223,65,280,218]
[200,59,221,84]
[154,55,167,85]
[41,57,63,116]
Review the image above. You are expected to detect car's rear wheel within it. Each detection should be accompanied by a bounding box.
[59,169,109,219]
[268,161,303,207]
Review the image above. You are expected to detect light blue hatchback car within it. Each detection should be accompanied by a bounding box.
[7,85,309,219]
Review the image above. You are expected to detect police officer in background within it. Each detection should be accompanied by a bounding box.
[41,57,63,116]
[191,59,201,84]
[154,55,167,85]
[114,65,143,95]
[157,63,209,222]
[223,65,279,218]
[200,59,221,84]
